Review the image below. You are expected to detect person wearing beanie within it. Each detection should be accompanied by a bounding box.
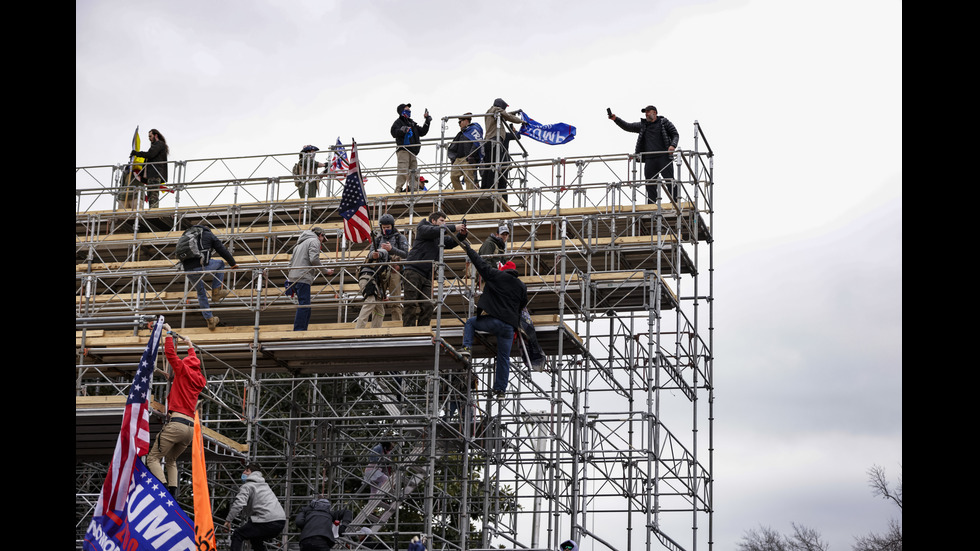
[143,322,207,494]
[482,98,524,199]
[458,239,528,398]
[390,102,432,192]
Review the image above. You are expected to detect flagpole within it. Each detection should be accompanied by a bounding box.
[353,138,377,245]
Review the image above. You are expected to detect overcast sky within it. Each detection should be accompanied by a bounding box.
[76,0,902,548]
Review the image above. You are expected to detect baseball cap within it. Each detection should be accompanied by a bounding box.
[397,103,412,113]
[640,105,657,113]
[498,225,510,235]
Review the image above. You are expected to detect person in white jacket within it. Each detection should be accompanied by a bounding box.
[225,463,287,551]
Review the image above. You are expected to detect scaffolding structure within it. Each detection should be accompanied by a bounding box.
[75,118,715,551]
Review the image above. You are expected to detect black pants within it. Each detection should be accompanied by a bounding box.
[402,268,433,327]
[231,519,285,551]
[481,142,511,201]
[301,535,335,551]
[643,154,676,203]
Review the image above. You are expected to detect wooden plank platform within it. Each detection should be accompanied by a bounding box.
[75,396,247,462]
[76,315,586,379]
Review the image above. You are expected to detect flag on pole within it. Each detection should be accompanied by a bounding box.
[518,111,577,145]
[192,411,216,550]
[94,315,162,517]
[327,137,349,180]
[131,126,145,174]
[339,140,371,243]
[83,316,199,551]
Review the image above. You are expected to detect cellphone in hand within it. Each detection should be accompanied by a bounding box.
[606,107,613,117]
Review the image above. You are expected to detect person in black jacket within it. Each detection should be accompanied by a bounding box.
[131,128,169,208]
[609,105,680,203]
[180,225,239,331]
[294,497,352,551]
[458,241,528,398]
[390,103,432,192]
[402,212,468,327]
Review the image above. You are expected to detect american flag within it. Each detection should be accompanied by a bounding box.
[339,140,371,243]
[93,315,164,516]
[327,137,349,180]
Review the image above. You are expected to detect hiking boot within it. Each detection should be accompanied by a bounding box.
[458,346,472,360]
[212,286,230,302]
[207,316,220,331]
[490,389,506,400]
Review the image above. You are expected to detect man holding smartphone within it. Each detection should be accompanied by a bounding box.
[609,105,680,203]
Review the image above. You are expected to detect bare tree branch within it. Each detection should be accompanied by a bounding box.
[868,464,902,510]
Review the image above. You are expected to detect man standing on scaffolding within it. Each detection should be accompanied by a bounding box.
[609,105,680,203]
[401,212,468,328]
[482,98,524,200]
[390,103,432,192]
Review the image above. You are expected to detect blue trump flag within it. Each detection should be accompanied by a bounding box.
[84,459,198,551]
[518,112,576,145]
[462,122,485,162]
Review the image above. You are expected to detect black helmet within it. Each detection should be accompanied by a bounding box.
[379,213,396,227]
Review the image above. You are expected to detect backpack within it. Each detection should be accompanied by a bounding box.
[175,226,206,263]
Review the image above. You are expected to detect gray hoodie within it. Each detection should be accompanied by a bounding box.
[227,471,286,524]
[287,230,323,285]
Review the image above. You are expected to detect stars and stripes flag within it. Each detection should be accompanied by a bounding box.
[327,137,349,180]
[93,315,164,518]
[339,140,371,243]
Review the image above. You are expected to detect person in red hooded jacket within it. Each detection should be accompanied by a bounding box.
[144,322,207,494]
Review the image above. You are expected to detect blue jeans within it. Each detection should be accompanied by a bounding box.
[187,259,225,320]
[292,282,312,331]
[463,315,515,392]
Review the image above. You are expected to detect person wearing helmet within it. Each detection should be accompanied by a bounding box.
[293,145,326,199]
[374,213,409,323]
[143,322,207,495]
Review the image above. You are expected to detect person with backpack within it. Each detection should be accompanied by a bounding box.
[354,245,390,329]
[374,213,410,323]
[176,225,239,331]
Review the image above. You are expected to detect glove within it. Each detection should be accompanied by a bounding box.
[130,150,138,157]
